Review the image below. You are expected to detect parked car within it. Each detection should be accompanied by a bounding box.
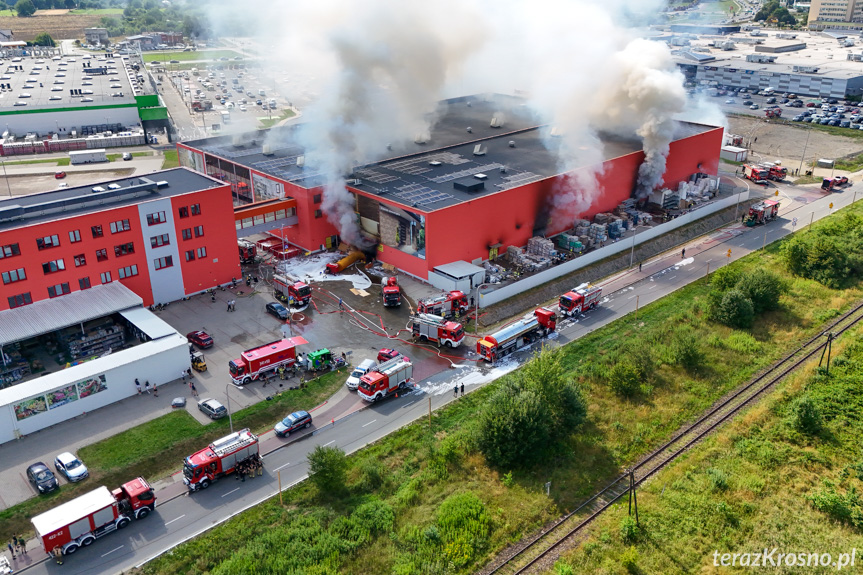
[346,359,377,390]
[833,175,849,185]
[377,348,403,363]
[266,301,288,320]
[53,452,89,482]
[122,152,132,161]
[750,104,759,110]
[187,330,214,349]
[274,410,312,437]
[239,105,247,112]
[27,462,59,493]
[743,100,753,106]
[197,398,227,419]
[766,97,776,104]
[54,171,66,179]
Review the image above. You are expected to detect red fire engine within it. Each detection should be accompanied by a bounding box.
[238,240,257,263]
[183,429,259,491]
[273,275,312,306]
[765,108,782,118]
[477,308,557,362]
[357,356,413,402]
[559,285,602,317]
[417,290,469,319]
[32,478,156,557]
[229,337,308,385]
[747,199,780,224]
[743,164,769,183]
[758,162,787,181]
[382,276,401,307]
[411,314,465,347]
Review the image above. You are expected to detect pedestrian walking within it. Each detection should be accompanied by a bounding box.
[681,247,686,258]
[181,370,186,383]
[153,383,158,397]
[453,385,458,398]
[338,297,343,310]
[144,380,151,394]
[231,300,236,312]
[754,136,758,143]
[52,546,63,565]
[7,541,15,559]
[191,382,198,396]
[227,300,231,312]
[638,261,642,272]
[460,383,464,396]
[135,381,141,395]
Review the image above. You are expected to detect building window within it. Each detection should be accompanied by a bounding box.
[114,242,135,257]
[0,243,20,259]
[110,219,131,234]
[96,249,108,262]
[79,277,91,289]
[47,282,71,298]
[178,206,189,218]
[74,254,86,267]
[118,264,138,279]
[91,225,103,238]
[100,271,112,284]
[69,229,82,243]
[36,234,60,250]
[146,211,166,225]
[191,203,201,215]
[185,250,195,262]
[314,209,323,218]
[1,268,26,284]
[150,234,170,248]
[42,258,66,274]
[154,256,173,270]
[313,194,322,204]
[182,228,192,241]
[193,225,204,237]
[196,246,207,258]
[8,292,32,309]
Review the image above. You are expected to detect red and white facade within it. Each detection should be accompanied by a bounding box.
[0,168,241,310]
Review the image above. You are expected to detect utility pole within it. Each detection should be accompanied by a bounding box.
[819,332,835,374]
[628,470,639,525]
[797,126,811,176]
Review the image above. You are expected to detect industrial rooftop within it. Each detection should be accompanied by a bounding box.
[0,167,226,231]
[670,28,863,80]
[186,94,716,211]
[0,52,147,111]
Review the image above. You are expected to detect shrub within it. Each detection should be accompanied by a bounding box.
[707,467,729,491]
[808,481,863,527]
[782,235,851,289]
[619,515,640,543]
[711,265,743,291]
[608,360,641,398]
[437,492,492,568]
[723,332,761,354]
[478,383,550,468]
[308,445,349,497]
[352,498,395,535]
[670,331,704,372]
[554,560,575,575]
[735,268,785,313]
[32,32,55,47]
[789,395,823,435]
[501,471,514,487]
[710,289,755,328]
[620,545,640,573]
[354,459,385,492]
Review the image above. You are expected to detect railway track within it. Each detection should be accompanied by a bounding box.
[482,299,863,575]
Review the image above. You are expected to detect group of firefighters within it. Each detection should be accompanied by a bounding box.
[235,454,264,482]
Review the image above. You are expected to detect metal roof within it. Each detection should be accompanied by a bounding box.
[433,260,485,280]
[0,282,142,346]
[118,307,177,339]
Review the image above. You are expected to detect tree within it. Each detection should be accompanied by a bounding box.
[710,289,755,329]
[516,346,587,436]
[32,32,55,46]
[608,360,641,398]
[735,269,784,314]
[14,0,36,16]
[64,0,75,8]
[478,382,550,468]
[307,445,348,496]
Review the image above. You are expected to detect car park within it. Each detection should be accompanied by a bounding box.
[187,330,214,349]
[197,398,227,419]
[274,411,312,437]
[53,452,89,482]
[266,301,288,319]
[27,462,59,493]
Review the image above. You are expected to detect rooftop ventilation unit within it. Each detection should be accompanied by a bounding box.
[347,179,362,186]
[474,173,488,180]
[473,144,486,156]
[262,143,274,156]
[232,134,244,147]
[508,140,516,148]
[296,155,305,168]
[429,160,442,167]
[490,116,503,128]
[466,126,472,133]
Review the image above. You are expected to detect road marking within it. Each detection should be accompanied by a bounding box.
[323,440,335,447]
[222,488,240,498]
[362,419,377,428]
[165,515,185,526]
[648,285,657,290]
[402,400,416,408]
[101,546,123,557]
[627,295,636,300]
[274,462,291,472]
[669,276,677,280]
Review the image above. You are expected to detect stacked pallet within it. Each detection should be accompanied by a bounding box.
[526,236,555,256]
[588,222,608,245]
[556,233,583,252]
[506,245,524,263]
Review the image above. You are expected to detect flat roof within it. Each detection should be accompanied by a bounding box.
[671,29,863,80]
[0,53,148,112]
[433,260,485,279]
[118,307,179,339]
[32,486,115,536]
[185,94,715,212]
[0,167,227,231]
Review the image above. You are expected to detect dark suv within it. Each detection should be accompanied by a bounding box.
[27,462,59,493]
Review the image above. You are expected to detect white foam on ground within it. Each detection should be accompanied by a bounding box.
[674,257,696,268]
[277,253,373,290]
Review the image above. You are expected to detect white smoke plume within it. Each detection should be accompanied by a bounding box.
[202,0,724,241]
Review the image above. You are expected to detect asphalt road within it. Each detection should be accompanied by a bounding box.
[13,181,857,574]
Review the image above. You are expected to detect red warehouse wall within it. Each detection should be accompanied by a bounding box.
[279,181,339,252]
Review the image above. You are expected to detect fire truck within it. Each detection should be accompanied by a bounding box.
[238,240,257,263]
[273,275,312,306]
[183,429,259,491]
[411,314,465,347]
[417,290,469,319]
[758,162,787,181]
[382,276,401,307]
[476,308,557,362]
[743,164,769,183]
[229,337,307,385]
[765,108,782,118]
[747,199,780,224]
[32,478,156,557]
[191,100,212,111]
[357,356,413,402]
[558,285,602,317]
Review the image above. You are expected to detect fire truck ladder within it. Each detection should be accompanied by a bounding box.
[211,429,256,456]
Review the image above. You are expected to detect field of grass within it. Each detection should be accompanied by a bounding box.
[161,149,179,169]
[68,8,124,15]
[258,110,296,129]
[0,11,102,42]
[0,369,346,544]
[143,50,243,63]
[835,152,863,172]
[557,330,863,574]
[134,201,863,575]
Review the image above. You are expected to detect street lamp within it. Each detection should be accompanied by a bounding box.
[474,283,491,335]
[225,383,243,434]
[1,160,11,197]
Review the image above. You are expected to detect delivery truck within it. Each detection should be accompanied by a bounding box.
[69,149,108,165]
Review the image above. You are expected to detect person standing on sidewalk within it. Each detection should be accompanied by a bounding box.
[7,540,15,559]
[638,261,642,272]
[16,535,26,555]
[144,381,151,394]
[190,382,198,396]
[153,383,158,397]
[681,247,686,258]
[135,380,141,395]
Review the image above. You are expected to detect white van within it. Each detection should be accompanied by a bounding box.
[221,110,231,124]
[346,359,377,390]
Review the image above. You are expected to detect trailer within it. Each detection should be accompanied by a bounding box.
[382,276,401,307]
[417,290,469,319]
[357,356,413,402]
[411,314,465,348]
[183,429,259,491]
[32,478,155,557]
[558,285,602,317]
[69,149,108,165]
[476,308,557,362]
[229,337,308,385]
